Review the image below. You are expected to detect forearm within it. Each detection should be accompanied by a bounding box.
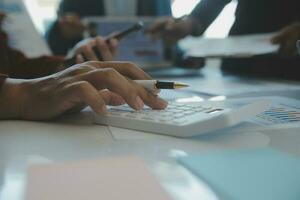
[0,44,65,79]
[8,56,65,79]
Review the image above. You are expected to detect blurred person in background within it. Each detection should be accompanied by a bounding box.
[148,0,300,55]
[148,0,300,79]
[46,0,172,56]
[0,12,118,79]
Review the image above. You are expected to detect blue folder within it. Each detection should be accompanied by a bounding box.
[178,148,300,200]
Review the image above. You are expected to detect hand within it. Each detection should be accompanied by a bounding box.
[147,17,195,46]
[271,23,300,55]
[58,13,86,40]
[68,36,119,62]
[0,61,167,120]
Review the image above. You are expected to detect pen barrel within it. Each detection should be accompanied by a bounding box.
[135,80,187,90]
[155,81,174,89]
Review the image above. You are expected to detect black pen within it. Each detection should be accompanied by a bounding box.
[105,21,144,41]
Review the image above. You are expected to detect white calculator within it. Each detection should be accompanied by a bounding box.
[94,99,270,137]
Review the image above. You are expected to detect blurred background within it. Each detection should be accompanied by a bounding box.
[24,0,237,38]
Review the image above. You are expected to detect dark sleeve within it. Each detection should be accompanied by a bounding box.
[46,21,82,56]
[0,42,64,79]
[7,55,64,79]
[190,0,231,34]
[0,74,8,91]
[0,16,65,78]
[0,49,64,79]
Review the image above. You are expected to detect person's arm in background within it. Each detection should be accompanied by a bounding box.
[0,11,118,79]
[46,0,105,56]
[0,48,64,79]
[147,0,230,46]
[0,12,64,78]
[0,29,118,79]
[0,40,119,79]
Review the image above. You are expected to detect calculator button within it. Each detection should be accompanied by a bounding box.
[172,119,188,124]
[203,106,213,109]
[173,114,185,118]
[183,110,195,115]
[141,117,155,121]
[159,119,170,123]
[124,114,138,118]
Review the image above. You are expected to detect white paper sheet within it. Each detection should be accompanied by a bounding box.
[179,33,279,58]
[2,0,51,57]
[169,76,300,97]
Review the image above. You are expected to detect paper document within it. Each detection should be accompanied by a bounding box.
[251,97,300,126]
[216,96,300,134]
[180,33,279,58]
[26,156,171,200]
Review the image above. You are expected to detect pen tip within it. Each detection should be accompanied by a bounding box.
[174,82,189,89]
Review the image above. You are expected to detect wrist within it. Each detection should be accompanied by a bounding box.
[0,78,30,119]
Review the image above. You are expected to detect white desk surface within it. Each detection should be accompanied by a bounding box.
[1,63,300,200]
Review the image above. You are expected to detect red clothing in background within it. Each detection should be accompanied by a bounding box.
[0,12,64,90]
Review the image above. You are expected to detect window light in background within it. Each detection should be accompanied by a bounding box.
[24,0,60,34]
[204,0,237,38]
[171,0,200,18]
[172,0,237,38]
